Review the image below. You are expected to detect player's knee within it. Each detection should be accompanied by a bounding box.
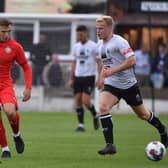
[82,98,90,108]
[83,102,90,109]
[4,107,15,119]
[99,103,109,114]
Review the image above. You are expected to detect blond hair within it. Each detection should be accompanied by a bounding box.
[96,15,114,26]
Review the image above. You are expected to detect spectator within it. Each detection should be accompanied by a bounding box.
[151,43,168,89]
[30,34,51,86]
[164,50,168,87]
[134,44,151,87]
[42,53,63,88]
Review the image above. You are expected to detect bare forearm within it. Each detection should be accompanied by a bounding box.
[68,61,76,80]
[111,55,136,74]
[102,56,136,77]
[96,59,103,79]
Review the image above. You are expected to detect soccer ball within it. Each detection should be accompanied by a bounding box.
[145,141,166,161]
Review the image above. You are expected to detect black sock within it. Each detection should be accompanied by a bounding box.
[100,114,113,144]
[76,107,84,125]
[88,104,97,118]
[148,112,166,134]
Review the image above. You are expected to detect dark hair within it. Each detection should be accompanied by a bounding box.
[0,18,12,26]
[76,25,88,32]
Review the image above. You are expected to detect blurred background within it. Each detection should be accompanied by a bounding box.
[0,0,168,113]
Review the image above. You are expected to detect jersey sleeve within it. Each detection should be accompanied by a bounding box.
[118,38,134,58]
[15,44,28,65]
[71,44,77,60]
[15,44,32,89]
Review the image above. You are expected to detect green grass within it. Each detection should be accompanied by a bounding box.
[0,112,168,168]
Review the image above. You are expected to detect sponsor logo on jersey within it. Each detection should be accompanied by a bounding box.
[102,58,113,66]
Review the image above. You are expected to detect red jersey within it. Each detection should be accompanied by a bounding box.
[0,38,32,90]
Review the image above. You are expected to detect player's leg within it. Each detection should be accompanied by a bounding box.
[132,104,168,148]
[3,103,25,153]
[73,77,86,131]
[1,88,24,154]
[0,110,11,158]
[74,92,85,132]
[82,76,99,130]
[98,89,119,155]
[82,93,99,130]
[123,84,168,148]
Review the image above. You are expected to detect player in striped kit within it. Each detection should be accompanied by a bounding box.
[68,25,102,132]
[96,15,168,155]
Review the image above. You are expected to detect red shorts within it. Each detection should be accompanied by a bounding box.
[0,87,18,110]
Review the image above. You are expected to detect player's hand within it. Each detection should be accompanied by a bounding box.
[22,88,31,102]
[103,67,114,77]
[67,79,73,89]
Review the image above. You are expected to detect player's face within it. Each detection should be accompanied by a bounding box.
[0,25,11,42]
[96,21,111,41]
[77,31,87,43]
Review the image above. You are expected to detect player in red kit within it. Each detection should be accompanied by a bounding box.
[0,19,32,158]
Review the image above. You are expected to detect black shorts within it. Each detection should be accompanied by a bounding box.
[73,76,95,95]
[102,84,143,106]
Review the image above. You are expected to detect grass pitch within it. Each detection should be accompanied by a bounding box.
[1,112,168,168]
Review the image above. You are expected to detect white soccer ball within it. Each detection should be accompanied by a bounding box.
[145,141,166,161]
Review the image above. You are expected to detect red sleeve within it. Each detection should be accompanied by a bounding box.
[15,44,32,89]
[21,63,32,89]
[15,44,27,65]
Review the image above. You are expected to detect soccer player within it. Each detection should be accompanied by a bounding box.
[0,19,32,158]
[96,15,168,155]
[68,25,102,132]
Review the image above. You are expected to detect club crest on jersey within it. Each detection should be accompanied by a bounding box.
[5,46,12,54]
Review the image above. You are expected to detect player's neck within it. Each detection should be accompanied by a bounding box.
[0,39,10,43]
[81,39,88,44]
[103,33,113,43]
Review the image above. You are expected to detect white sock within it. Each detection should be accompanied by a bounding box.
[13,131,20,138]
[78,123,84,128]
[2,146,10,152]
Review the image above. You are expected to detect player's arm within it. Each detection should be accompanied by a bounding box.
[16,45,32,101]
[21,62,32,101]
[103,38,136,78]
[96,58,103,89]
[95,42,104,89]
[96,58,103,78]
[67,60,76,88]
[103,55,136,78]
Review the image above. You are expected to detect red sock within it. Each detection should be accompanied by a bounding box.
[8,111,20,135]
[0,118,8,147]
